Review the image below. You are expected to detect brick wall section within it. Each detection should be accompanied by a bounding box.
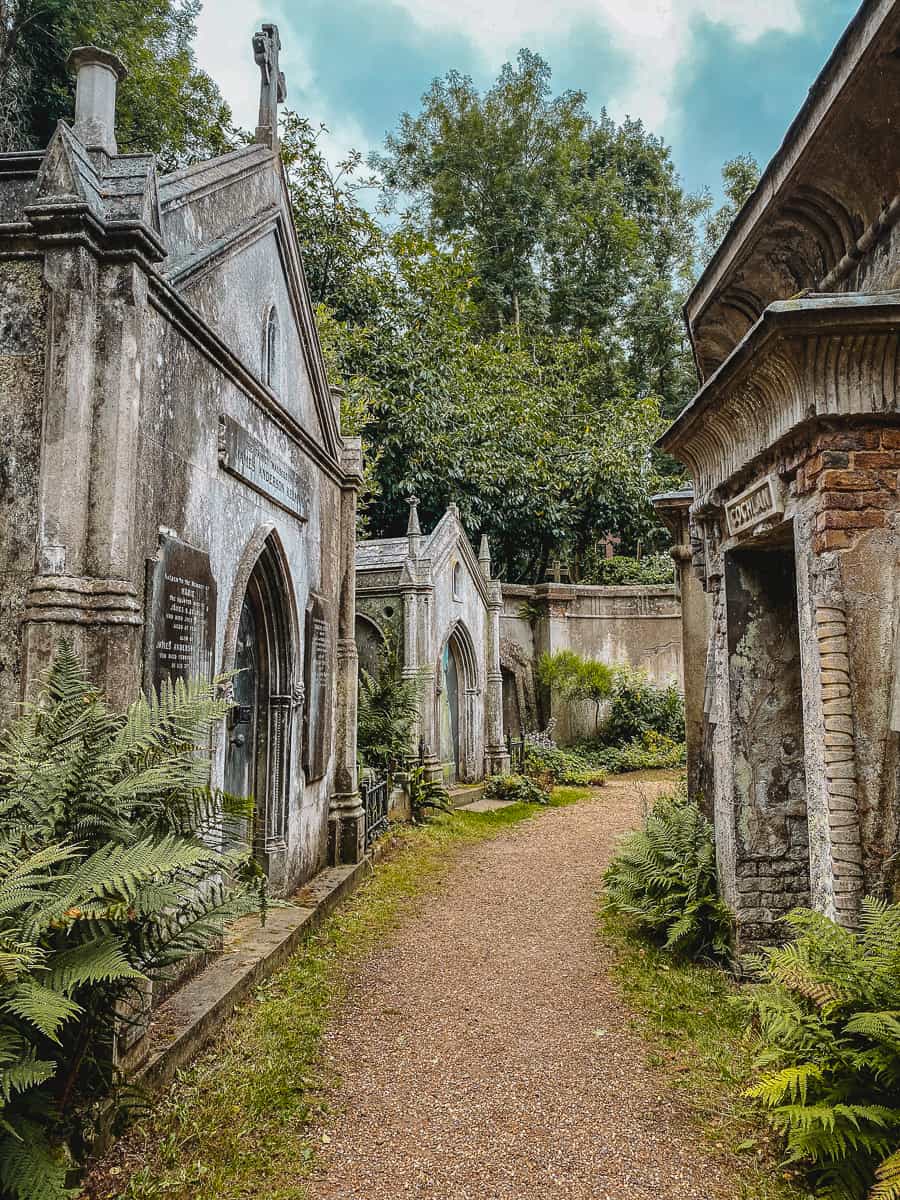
[793,428,900,553]
[814,600,865,924]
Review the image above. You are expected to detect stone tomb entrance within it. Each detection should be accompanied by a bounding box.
[224,534,297,881]
[438,622,478,783]
[724,534,811,945]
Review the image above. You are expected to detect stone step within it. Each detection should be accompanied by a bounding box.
[133,859,369,1096]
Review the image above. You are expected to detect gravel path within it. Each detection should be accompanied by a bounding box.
[308,777,737,1200]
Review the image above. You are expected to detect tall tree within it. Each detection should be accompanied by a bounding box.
[0,0,234,167]
[700,153,761,265]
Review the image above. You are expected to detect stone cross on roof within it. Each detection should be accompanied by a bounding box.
[253,23,287,150]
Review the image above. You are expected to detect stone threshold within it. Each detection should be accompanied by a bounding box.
[448,782,485,808]
[133,859,370,1096]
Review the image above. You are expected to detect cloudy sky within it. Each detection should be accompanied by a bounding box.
[195,0,857,200]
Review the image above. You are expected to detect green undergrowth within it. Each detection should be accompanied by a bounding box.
[601,911,812,1200]
[83,788,592,1200]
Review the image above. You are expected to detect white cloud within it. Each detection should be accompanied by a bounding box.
[195,0,370,166]
[381,0,804,129]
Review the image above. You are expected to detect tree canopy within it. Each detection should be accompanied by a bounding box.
[0,0,234,166]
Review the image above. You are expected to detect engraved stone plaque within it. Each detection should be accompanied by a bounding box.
[146,536,217,690]
[218,414,307,521]
[303,594,332,782]
[725,474,785,537]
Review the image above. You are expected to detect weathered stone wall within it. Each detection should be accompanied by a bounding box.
[0,261,46,727]
[499,583,683,742]
[725,548,811,946]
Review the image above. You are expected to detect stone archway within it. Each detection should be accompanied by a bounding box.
[355,613,385,679]
[223,530,299,881]
[437,620,479,783]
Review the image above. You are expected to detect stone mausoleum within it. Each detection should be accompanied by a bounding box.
[356,501,509,783]
[658,0,900,948]
[0,27,363,891]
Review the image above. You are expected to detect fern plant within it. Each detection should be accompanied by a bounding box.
[357,632,420,772]
[744,900,900,1199]
[406,766,451,824]
[603,785,732,960]
[0,644,260,1200]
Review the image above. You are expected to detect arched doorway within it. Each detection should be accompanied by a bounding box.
[224,534,297,876]
[437,622,478,783]
[355,614,385,679]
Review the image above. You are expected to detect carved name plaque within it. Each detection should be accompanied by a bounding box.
[146,536,217,690]
[303,594,333,782]
[725,475,784,537]
[218,414,307,521]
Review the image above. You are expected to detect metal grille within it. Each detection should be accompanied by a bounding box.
[362,774,390,848]
[506,734,526,772]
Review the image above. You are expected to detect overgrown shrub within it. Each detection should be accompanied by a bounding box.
[590,730,686,774]
[357,632,420,771]
[523,744,607,787]
[483,774,549,805]
[744,901,900,1200]
[582,552,674,586]
[0,646,259,1200]
[604,665,685,745]
[603,784,731,961]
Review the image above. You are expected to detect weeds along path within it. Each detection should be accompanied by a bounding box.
[308,773,737,1200]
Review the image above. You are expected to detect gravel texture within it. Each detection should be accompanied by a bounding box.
[308,777,737,1200]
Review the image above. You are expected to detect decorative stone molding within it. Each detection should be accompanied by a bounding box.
[814,598,864,923]
[23,575,142,626]
[659,295,900,501]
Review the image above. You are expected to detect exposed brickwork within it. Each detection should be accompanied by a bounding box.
[791,428,900,553]
[814,601,864,925]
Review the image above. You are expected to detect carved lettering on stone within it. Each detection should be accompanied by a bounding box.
[725,475,784,537]
[146,536,216,690]
[218,414,308,521]
[303,593,332,781]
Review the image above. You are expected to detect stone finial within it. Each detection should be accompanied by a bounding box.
[478,533,491,580]
[67,46,127,156]
[253,23,287,150]
[406,495,422,560]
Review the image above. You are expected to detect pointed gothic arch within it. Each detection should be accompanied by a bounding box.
[222,527,300,876]
[436,619,480,783]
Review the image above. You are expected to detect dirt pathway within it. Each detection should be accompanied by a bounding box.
[307,776,736,1200]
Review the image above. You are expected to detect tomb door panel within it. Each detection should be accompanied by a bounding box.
[225,599,259,804]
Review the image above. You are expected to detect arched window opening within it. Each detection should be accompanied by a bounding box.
[263,305,280,391]
[452,561,462,599]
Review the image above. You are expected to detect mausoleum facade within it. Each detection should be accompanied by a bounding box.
[355,502,509,783]
[0,28,362,892]
[658,0,900,948]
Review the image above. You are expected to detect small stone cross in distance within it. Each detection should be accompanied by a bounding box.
[600,532,621,560]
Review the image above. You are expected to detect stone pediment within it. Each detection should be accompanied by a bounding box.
[659,291,900,502]
[157,145,343,466]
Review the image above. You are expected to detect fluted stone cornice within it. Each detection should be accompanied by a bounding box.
[659,292,900,501]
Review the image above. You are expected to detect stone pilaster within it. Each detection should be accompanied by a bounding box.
[484,579,510,775]
[329,439,364,865]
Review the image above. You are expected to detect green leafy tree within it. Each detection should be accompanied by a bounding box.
[700,153,761,266]
[0,645,259,1198]
[537,650,615,733]
[0,0,235,167]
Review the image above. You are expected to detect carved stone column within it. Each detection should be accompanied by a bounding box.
[328,439,364,865]
[484,579,510,775]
